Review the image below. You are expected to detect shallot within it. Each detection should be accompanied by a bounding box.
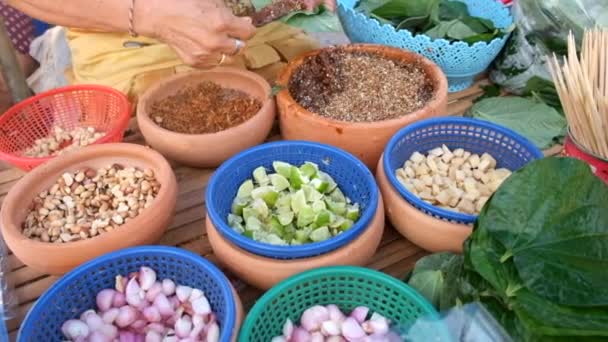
[59,266,221,342]
[272,305,402,341]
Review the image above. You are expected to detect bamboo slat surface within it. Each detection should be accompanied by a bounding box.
[1,79,560,340]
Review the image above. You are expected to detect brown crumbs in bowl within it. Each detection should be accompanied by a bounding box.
[149,81,262,134]
[288,48,434,122]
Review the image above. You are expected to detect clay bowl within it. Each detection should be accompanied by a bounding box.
[377,156,470,253]
[206,197,384,289]
[276,44,448,171]
[137,67,275,168]
[0,143,178,275]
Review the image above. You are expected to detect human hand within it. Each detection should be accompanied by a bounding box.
[139,0,256,68]
[303,0,336,11]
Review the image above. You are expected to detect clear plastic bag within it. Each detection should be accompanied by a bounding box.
[0,234,17,322]
[396,303,513,342]
[490,0,608,94]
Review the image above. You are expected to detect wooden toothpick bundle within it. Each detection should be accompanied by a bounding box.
[548,29,608,159]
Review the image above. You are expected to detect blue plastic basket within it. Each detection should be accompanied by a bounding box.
[18,246,238,342]
[383,117,543,224]
[337,0,513,92]
[206,141,379,259]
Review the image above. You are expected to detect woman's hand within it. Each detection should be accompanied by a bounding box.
[303,0,336,11]
[140,0,256,68]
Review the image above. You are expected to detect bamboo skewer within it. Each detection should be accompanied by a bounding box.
[548,29,608,159]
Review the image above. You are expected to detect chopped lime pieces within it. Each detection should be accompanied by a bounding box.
[253,166,269,185]
[237,180,254,198]
[297,206,315,228]
[270,174,290,192]
[300,162,319,178]
[272,161,292,178]
[310,226,331,242]
[226,161,362,246]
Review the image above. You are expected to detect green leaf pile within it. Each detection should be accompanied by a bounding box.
[466,96,567,150]
[354,0,509,44]
[408,157,608,341]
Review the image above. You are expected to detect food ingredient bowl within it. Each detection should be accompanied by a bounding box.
[0,85,131,171]
[18,246,243,342]
[379,117,543,252]
[337,0,513,92]
[137,67,275,168]
[205,140,384,289]
[276,44,448,171]
[1,143,178,274]
[239,266,444,341]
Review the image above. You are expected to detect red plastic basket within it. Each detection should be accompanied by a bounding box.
[0,85,131,171]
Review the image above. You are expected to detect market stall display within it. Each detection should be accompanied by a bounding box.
[378,117,543,252]
[18,246,242,342]
[239,266,445,341]
[0,143,177,274]
[338,0,512,91]
[0,85,130,171]
[137,68,275,168]
[276,44,447,170]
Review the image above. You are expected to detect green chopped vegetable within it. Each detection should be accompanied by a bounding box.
[227,161,362,246]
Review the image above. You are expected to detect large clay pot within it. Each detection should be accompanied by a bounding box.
[376,155,470,253]
[276,44,448,171]
[206,197,385,290]
[137,67,275,168]
[0,143,178,274]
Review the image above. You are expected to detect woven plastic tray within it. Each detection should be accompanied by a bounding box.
[206,141,379,259]
[18,246,238,342]
[239,266,442,341]
[337,0,513,92]
[383,117,543,224]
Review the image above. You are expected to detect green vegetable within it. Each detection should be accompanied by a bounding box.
[408,157,608,341]
[228,161,361,246]
[355,0,508,44]
[466,96,567,149]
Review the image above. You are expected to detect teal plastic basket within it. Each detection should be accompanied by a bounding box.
[338,0,513,92]
[239,266,448,341]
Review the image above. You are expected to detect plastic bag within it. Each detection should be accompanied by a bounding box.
[397,303,513,342]
[490,0,608,94]
[0,233,17,323]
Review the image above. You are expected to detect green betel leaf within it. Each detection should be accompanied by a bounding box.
[477,157,608,307]
[437,0,469,21]
[446,20,479,40]
[371,0,433,20]
[466,96,566,149]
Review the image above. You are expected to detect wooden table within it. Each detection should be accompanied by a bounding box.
[2,80,557,339]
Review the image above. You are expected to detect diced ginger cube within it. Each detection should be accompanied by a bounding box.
[404,160,413,168]
[412,179,427,192]
[436,190,452,205]
[432,184,441,195]
[421,174,433,186]
[455,170,466,181]
[441,151,454,163]
[463,151,471,161]
[457,198,475,214]
[448,166,458,180]
[410,151,425,164]
[463,178,477,192]
[448,195,460,208]
[396,168,408,180]
[451,157,465,168]
[478,159,492,172]
[480,173,491,185]
[429,147,444,157]
[453,148,464,157]
[449,186,464,200]
[472,169,484,180]
[419,190,434,201]
[463,168,473,177]
[404,166,415,178]
[469,154,480,168]
[441,144,451,155]
[415,164,430,176]
[464,188,480,202]
[433,174,444,186]
[426,157,438,173]
[481,153,497,169]
[437,160,449,171]
[477,184,492,196]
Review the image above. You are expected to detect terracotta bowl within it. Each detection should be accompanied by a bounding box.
[137,67,276,168]
[0,143,178,274]
[276,44,448,171]
[206,197,385,290]
[376,155,470,253]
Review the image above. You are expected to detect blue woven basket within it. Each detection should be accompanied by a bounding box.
[337,0,513,92]
[206,141,379,259]
[383,117,543,224]
[18,246,238,342]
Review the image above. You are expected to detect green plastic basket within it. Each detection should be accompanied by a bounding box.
[240,266,442,341]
